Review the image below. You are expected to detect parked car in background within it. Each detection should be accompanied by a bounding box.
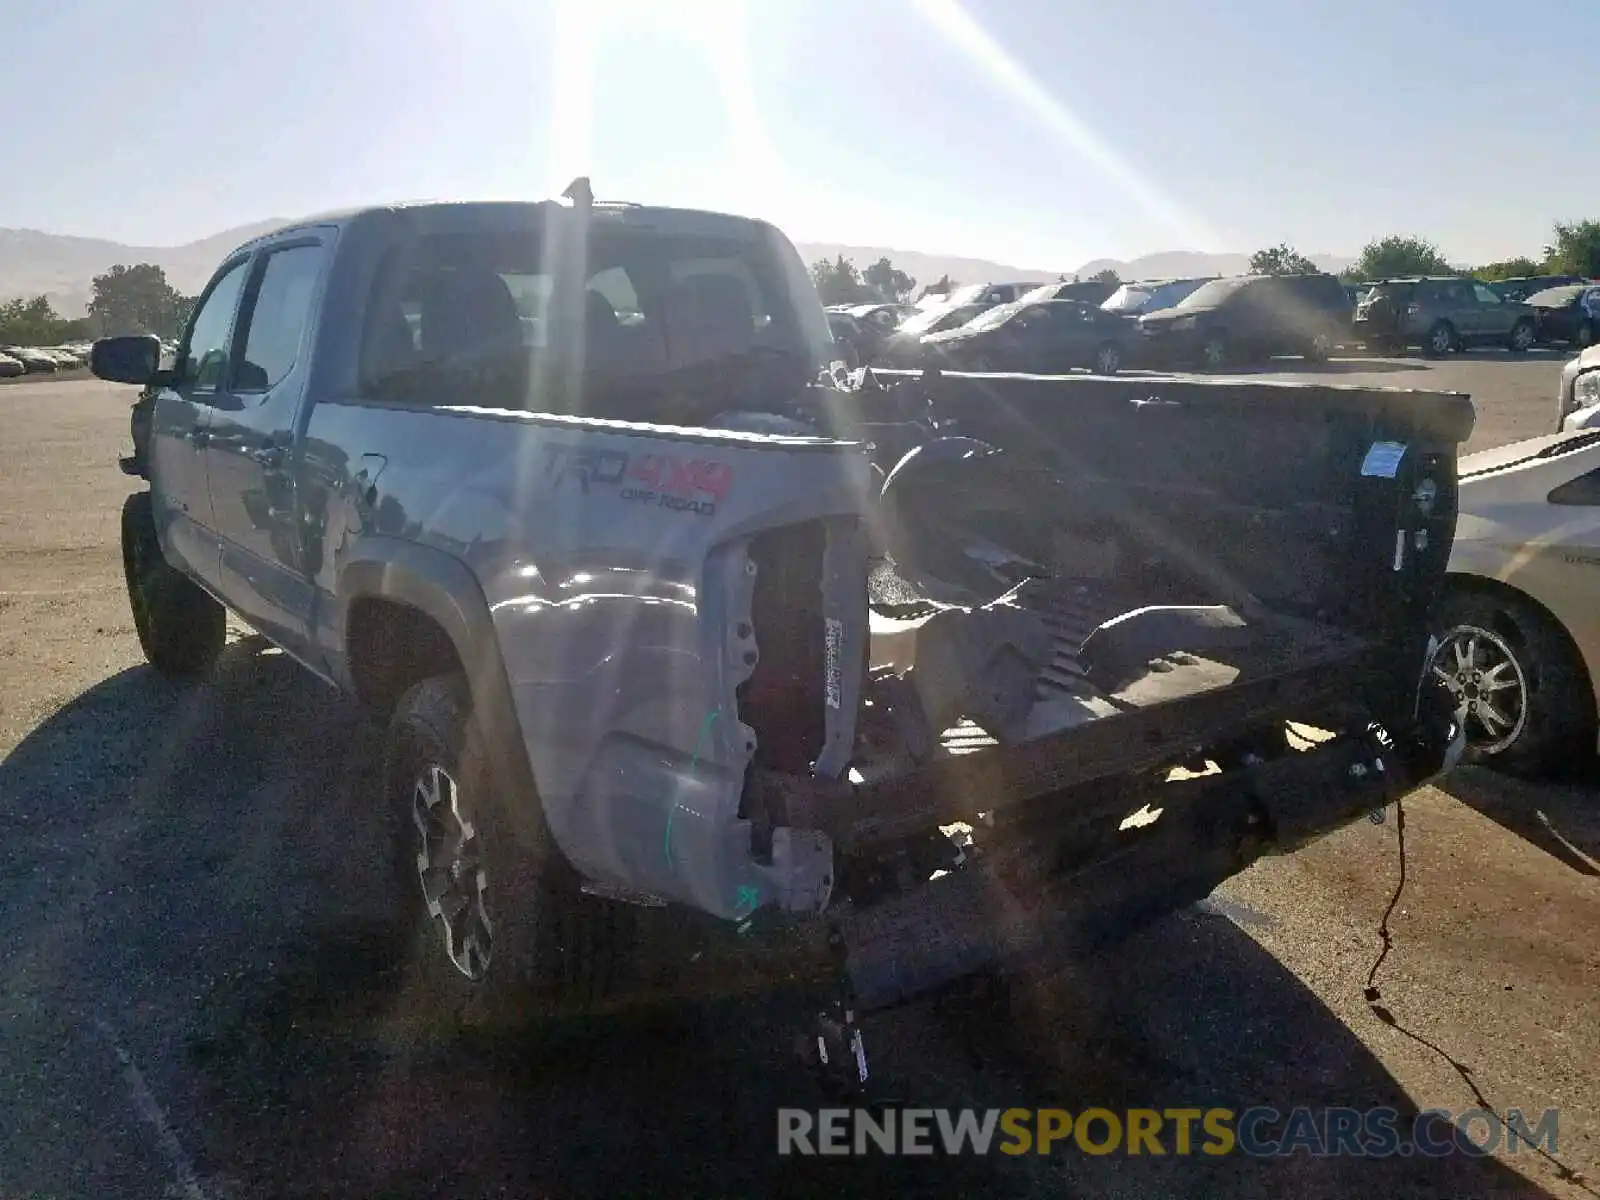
[878,302,990,365]
[1355,277,1538,356]
[1434,429,1600,773]
[918,282,1039,312]
[1019,279,1121,306]
[1557,344,1600,431]
[3,346,58,373]
[1488,275,1587,304]
[0,354,24,378]
[920,297,1137,374]
[1136,272,1350,368]
[1101,277,1213,319]
[1524,283,1600,348]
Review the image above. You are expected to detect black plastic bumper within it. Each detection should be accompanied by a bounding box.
[834,704,1463,1014]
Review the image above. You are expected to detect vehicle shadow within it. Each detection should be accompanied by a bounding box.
[1437,763,1600,877]
[0,640,1562,1199]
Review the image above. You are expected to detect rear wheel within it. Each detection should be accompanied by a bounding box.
[1092,342,1122,374]
[1430,589,1596,777]
[120,492,225,677]
[1424,320,1455,357]
[1305,331,1334,363]
[1576,320,1595,349]
[1507,319,1536,353]
[381,675,638,1052]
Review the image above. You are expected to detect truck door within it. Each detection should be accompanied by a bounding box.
[205,238,330,663]
[148,255,252,594]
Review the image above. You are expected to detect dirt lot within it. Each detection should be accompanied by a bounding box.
[1,359,1597,1199]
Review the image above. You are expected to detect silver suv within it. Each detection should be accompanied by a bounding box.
[1355,277,1538,356]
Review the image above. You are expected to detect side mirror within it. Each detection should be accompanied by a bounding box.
[90,335,162,386]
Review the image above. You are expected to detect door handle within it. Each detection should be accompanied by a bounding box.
[251,447,286,469]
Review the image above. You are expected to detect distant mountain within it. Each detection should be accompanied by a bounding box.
[795,243,1355,294]
[1070,250,1355,282]
[795,243,1063,293]
[2,220,1357,318]
[0,220,288,315]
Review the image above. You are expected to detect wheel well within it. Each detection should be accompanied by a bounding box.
[1441,573,1596,697]
[346,596,465,713]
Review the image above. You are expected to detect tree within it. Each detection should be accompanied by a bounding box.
[1472,257,1542,282]
[1345,235,1455,282]
[88,263,192,338]
[809,255,871,306]
[0,295,69,345]
[1090,268,1121,286]
[1249,244,1318,276]
[861,256,917,303]
[1544,220,1600,278]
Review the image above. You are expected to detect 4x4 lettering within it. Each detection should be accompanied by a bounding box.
[627,454,734,501]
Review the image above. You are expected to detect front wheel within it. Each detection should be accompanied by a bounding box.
[381,675,638,1050]
[1507,319,1536,353]
[1304,332,1334,363]
[120,492,225,677]
[1092,342,1122,374]
[1575,320,1594,349]
[1430,590,1596,777]
[1424,321,1455,357]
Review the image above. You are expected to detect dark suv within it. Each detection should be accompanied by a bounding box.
[1354,277,1538,356]
[1136,272,1351,368]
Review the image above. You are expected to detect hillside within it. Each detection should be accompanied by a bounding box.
[0,220,288,315]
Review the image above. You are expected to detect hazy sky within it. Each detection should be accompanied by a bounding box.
[2,0,1593,269]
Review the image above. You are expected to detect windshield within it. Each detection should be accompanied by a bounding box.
[962,300,1027,332]
[900,303,977,334]
[943,284,988,307]
[1172,277,1253,309]
[1527,285,1585,306]
[1102,285,1153,313]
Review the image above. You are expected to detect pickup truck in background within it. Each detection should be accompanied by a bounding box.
[92,187,1469,1080]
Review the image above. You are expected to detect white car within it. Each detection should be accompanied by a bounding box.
[1435,429,1600,773]
[1557,344,1600,432]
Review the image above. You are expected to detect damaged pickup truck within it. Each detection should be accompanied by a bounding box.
[92,186,1468,1080]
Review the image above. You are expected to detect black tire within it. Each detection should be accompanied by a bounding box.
[1431,589,1596,778]
[1507,318,1536,354]
[381,674,637,1053]
[120,492,225,677]
[1575,320,1595,349]
[1199,332,1230,370]
[1092,341,1121,374]
[1423,320,1455,358]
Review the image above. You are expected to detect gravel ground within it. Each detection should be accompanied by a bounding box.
[1,365,1596,1199]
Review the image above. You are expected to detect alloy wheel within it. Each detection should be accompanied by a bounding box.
[1430,625,1528,757]
[412,763,494,980]
[1095,344,1120,374]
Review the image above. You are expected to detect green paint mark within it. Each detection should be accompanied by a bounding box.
[734,885,760,918]
[664,708,720,868]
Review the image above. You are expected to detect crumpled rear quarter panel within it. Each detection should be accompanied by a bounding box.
[441,409,872,919]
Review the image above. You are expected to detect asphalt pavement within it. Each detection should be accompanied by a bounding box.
[1,368,1595,1199]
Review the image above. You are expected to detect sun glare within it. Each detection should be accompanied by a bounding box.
[908,0,1217,251]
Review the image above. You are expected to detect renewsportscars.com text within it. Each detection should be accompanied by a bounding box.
[776,1106,1559,1158]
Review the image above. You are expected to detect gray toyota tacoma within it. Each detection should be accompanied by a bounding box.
[92,185,1468,1083]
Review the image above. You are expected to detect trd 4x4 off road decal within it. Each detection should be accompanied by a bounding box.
[543,444,733,516]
